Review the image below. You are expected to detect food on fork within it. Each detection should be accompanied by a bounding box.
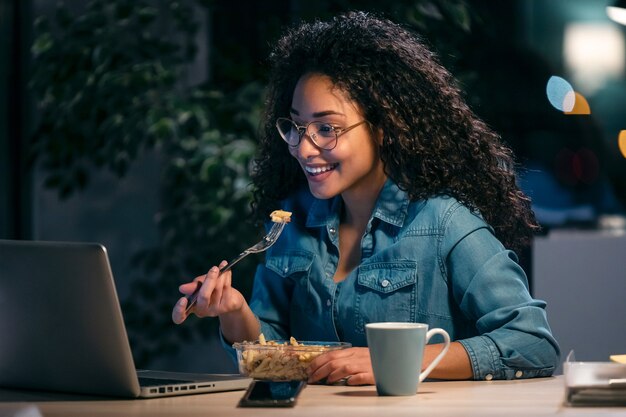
[270,210,292,223]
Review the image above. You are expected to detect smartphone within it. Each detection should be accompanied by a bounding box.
[238,380,306,408]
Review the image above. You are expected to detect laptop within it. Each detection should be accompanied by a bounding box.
[0,239,251,398]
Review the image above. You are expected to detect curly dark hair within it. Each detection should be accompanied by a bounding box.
[251,11,539,252]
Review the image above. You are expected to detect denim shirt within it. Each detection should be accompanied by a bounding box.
[224,180,560,380]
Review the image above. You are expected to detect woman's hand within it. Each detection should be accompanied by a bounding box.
[172,260,246,324]
[307,347,374,385]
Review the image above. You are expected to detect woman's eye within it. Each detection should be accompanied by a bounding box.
[317,124,334,133]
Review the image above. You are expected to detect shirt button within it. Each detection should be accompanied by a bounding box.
[485,374,493,381]
[329,227,336,234]
[381,279,390,288]
[515,370,523,378]
[283,267,289,274]
[326,299,332,307]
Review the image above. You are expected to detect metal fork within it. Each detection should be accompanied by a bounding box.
[184,221,287,314]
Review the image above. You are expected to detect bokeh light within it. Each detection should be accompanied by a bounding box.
[607,6,626,26]
[564,22,625,95]
[619,130,626,159]
[546,76,591,115]
[564,92,591,115]
[546,76,575,112]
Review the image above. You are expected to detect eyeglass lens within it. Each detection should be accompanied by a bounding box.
[276,119,337,149]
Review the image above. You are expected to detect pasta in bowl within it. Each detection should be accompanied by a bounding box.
[233,335,351,381]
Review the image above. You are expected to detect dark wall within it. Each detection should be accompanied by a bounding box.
[0,0,32,241]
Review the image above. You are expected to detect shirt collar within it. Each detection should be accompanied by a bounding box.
[305,179,409,228]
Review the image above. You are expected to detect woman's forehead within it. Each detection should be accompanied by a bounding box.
[290,73,361,117]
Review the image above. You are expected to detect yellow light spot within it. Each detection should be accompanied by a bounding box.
[564,92,591,115]
[618,130,626,159]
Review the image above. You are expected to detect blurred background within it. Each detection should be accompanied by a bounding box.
[1,0,625,374]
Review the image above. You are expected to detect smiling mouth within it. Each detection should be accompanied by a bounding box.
[304,163,338,176]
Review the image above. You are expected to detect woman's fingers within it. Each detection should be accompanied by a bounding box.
[173,276,204,324]
[187,260,239,317]
[172,296,189,324]
[172,260,241,323]
[178,280,201,295]
[208,261,230,312]
[307,347,375,385]
[341,372,372,386]
[194,266,219,314]
[172,264,221,322]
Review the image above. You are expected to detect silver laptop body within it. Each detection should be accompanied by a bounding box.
[0,239,250,398]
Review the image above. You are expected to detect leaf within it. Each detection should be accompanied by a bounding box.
[137,6,158,24]
[150,118,176,139]
[31,33,54,55]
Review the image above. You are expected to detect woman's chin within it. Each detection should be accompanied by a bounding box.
[308,184,338,200]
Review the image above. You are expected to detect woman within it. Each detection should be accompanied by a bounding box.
[172,11,559,383]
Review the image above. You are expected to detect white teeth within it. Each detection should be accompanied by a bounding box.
[305,164,337,175]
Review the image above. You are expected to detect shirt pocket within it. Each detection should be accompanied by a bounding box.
[266,251,315,278]
[355,261,418,334]
[266,250,315,313]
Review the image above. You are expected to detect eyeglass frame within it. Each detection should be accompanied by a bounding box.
[275,117,368,150]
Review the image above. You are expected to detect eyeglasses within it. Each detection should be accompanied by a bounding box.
[275,117,368,150]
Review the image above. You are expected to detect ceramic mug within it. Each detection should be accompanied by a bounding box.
[365,322,450,396]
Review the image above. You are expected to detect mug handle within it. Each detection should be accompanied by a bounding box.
[418,328,451,382]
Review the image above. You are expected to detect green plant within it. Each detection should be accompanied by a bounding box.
[30,0,262,366]
[30,0,197,196]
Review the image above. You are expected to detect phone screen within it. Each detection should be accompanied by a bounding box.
[238,380,306,407]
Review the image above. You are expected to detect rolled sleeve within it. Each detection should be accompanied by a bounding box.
[459,333,557,380]
[446,217,560,380]
[458,335,502,380]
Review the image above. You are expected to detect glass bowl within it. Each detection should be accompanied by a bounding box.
[233,339,351,381]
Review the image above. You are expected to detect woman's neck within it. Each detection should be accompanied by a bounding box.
[341,175,387,229]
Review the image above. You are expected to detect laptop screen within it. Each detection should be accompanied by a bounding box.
[0,240,250,398]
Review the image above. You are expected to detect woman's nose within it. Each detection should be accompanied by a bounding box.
[292,132,322,159]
